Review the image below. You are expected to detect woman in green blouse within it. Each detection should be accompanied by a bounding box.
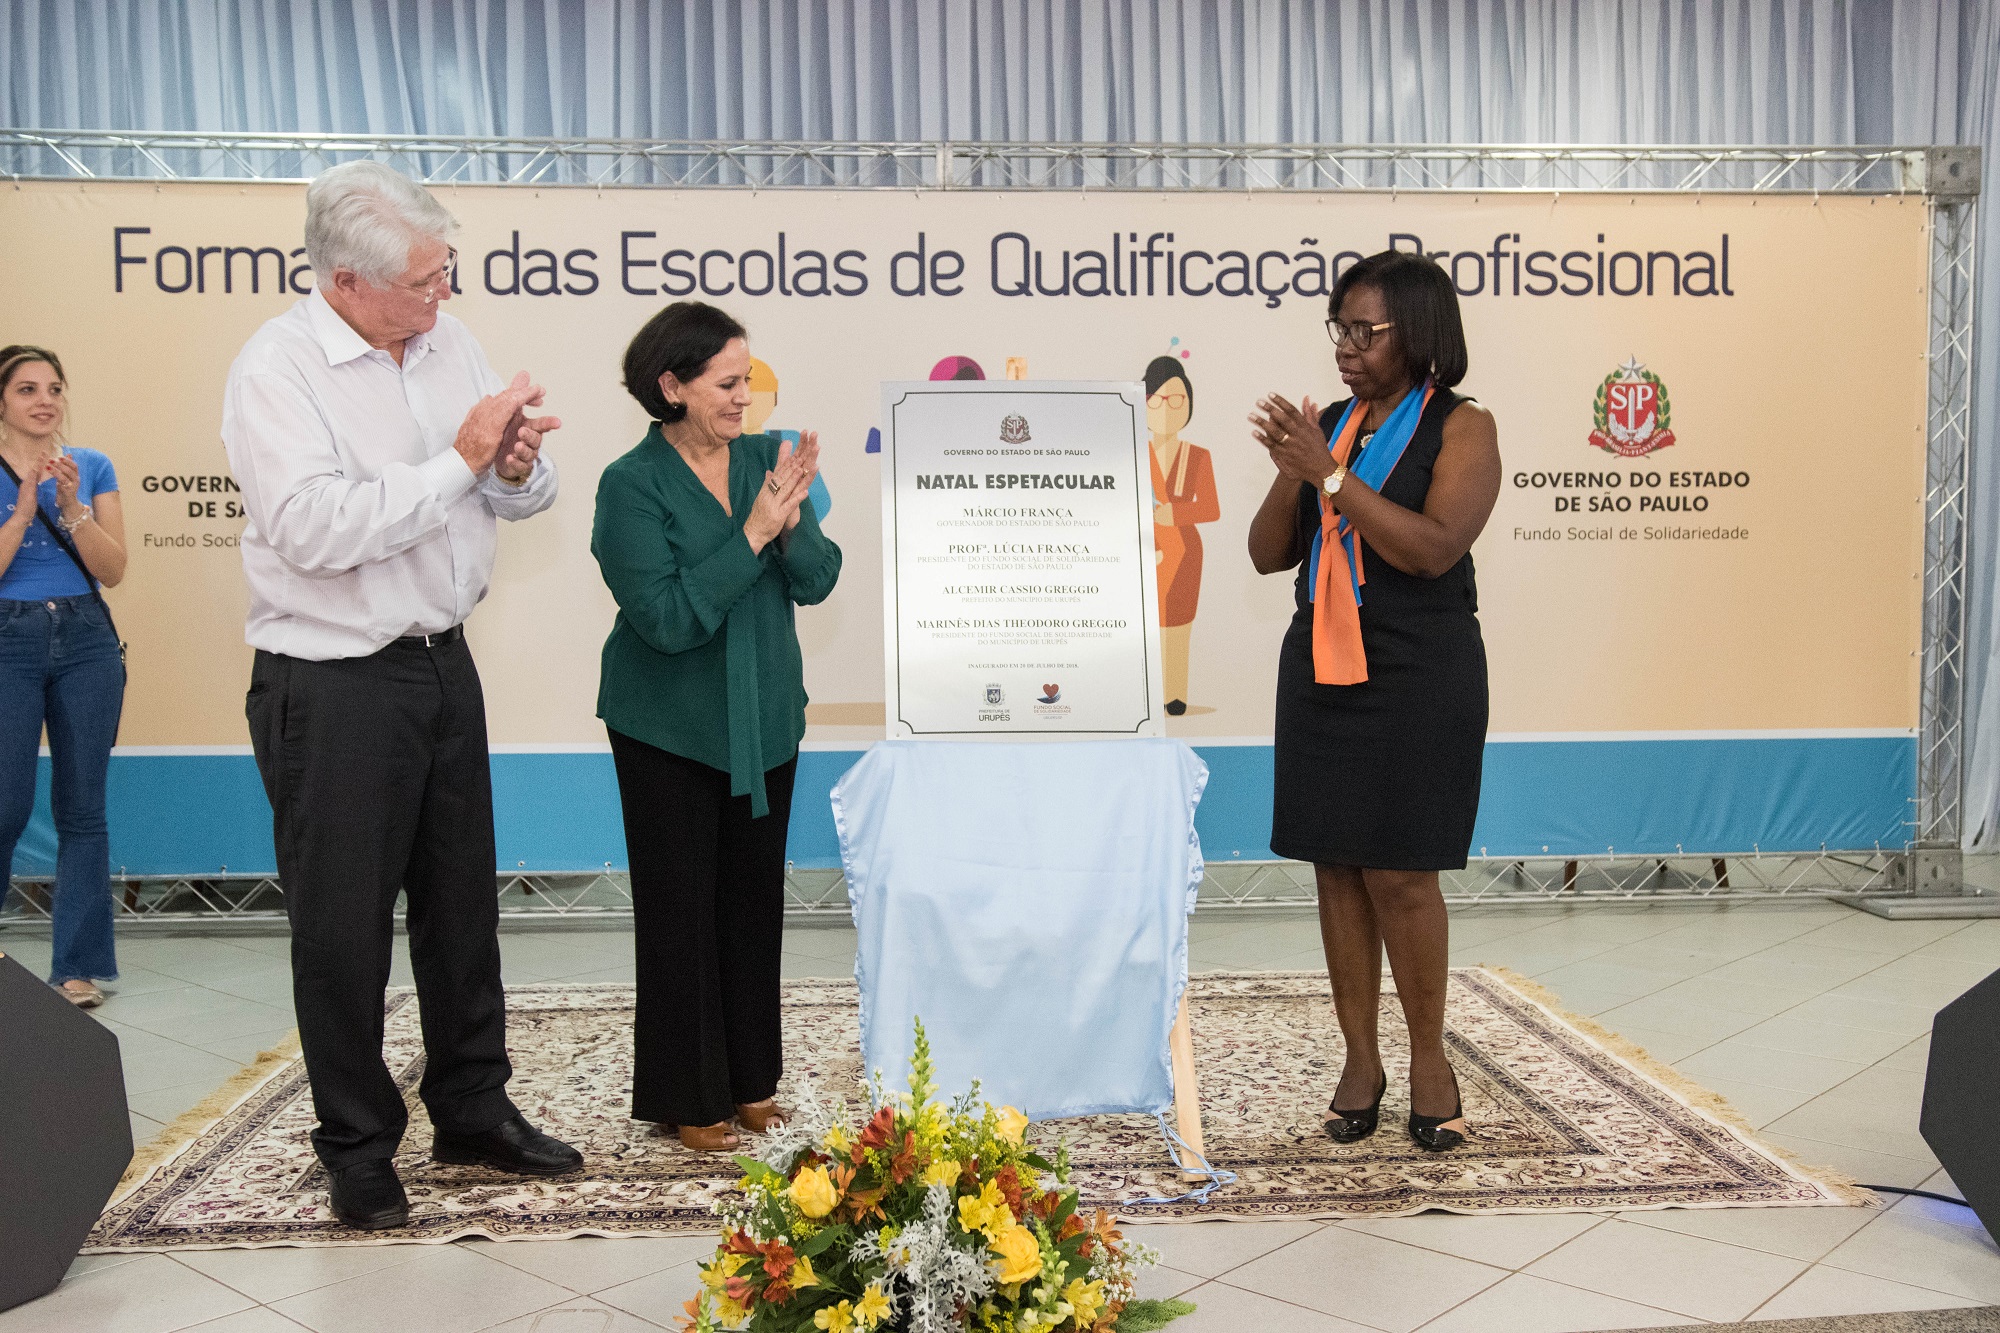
[592,302,841,1153]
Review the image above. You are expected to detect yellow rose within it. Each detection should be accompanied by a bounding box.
[788,1255,819,1290]
[788,1164,840,1219]
[814,1300,857,1332]
[922,1158,961,1189]
[855,1283,893,1328]
[996,1106,1030,1144]
[990,1222,1044,1285]
[1064,1277,1107,1326]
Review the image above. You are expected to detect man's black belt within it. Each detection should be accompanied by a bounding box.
[393,624,464,648]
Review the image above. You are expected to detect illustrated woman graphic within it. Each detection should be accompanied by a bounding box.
[1145,355,1219,715]
[746,356,832,519]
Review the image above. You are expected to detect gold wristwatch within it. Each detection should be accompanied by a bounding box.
[1321,464,1348,496]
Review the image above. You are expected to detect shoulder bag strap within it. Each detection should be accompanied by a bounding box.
[0,453,122,646]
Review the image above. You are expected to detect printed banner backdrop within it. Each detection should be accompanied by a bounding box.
[2,180,1925,874]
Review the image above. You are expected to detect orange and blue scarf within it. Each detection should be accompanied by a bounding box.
[1307,381,1435,684]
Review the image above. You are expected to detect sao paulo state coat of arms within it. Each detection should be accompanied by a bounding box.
[1588,357,1676,458]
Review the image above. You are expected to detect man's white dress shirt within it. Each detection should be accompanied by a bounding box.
[222,291,557,660]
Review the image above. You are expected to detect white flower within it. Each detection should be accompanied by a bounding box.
[853,1186,996,1333]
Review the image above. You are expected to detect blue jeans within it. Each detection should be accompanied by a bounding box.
[0,596,125,984]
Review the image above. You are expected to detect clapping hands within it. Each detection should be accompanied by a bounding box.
[1250,393,1335,485]
[745,431,820,551]
[454,371,562,481]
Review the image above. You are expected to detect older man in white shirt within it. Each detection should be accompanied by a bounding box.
[223,160,580,1232]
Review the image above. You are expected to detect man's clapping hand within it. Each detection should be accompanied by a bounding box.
[454,371,562,480]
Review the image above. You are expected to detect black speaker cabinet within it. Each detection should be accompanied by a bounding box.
[0,949,134,1312]
[1921,965,2000,1241]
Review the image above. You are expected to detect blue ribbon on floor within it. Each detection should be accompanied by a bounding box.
[1125,1114,1237,1206]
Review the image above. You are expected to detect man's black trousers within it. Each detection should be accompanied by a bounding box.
[247,638,516,1170]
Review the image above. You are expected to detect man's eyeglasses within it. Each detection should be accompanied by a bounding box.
[1326,318,1393,351]
[402,248,458,304]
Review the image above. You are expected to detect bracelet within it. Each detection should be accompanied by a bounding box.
[59,505,92,533]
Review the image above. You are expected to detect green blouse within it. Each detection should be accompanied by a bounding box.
[591,427,842,816]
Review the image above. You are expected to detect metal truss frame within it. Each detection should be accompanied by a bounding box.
[0,133,1977,916]
[0,850,1901,929]
[0,130,1941,194]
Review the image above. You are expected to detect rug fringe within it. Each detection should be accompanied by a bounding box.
[1479,966,1876,1208]
[112,1032,304,1203]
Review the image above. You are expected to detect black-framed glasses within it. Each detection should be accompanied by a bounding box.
[1326,318,1393,351]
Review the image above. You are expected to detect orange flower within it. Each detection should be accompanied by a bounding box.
[760,1241,797,1281]
[992,1165,1024,1219]
[857,1105,897,1152]
[841,1183,888,1224]
[889,1131,919,1185]
[1089,1209,1124,1247]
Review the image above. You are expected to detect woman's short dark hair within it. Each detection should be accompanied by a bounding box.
[0,344,66,395]
[622,302,747,422]
[1143,355,1192,423]
[1328,251,1468,390]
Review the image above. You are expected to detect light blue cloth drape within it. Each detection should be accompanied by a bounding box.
[833,739,1206,1118]
[8,0,2000,845]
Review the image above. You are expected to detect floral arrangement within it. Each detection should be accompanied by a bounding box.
[679,1023,1155,1333]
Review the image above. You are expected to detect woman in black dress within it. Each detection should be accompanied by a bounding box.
[1247,251,1500,1152]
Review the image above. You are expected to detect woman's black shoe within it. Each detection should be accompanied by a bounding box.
[1408,1103,1467,1152]
[1323,1071,1387,1144]
[1165,699,1187,716]
[1408,1066,1467,1152]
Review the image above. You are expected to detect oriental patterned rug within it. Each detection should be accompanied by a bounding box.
[85,967,1862,1252]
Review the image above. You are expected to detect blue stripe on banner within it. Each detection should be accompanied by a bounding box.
[7,736,1914,877]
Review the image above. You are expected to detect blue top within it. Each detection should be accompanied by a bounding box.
[0,448,119,600]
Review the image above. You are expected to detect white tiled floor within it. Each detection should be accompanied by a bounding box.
[4,894,1999,1331]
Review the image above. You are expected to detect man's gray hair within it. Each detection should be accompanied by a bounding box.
[303,161,459,285]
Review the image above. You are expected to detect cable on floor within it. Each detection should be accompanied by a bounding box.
[1859,1184,1973,1208]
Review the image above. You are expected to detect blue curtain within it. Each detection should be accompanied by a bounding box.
[8,0,2000,846]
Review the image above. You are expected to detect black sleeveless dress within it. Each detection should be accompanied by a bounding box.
[1270,389,1488,870]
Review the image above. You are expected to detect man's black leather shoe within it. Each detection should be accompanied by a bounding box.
[431,1114,583,1177]
[327,1159,409,1231]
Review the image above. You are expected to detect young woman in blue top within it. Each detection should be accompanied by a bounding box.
[0,345,129,1007]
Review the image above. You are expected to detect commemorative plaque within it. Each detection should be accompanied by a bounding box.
[879,382,1164,738]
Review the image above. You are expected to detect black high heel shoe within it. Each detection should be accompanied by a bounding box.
[1322,1071,1388,1144]
[1408,1066,1467,1153]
